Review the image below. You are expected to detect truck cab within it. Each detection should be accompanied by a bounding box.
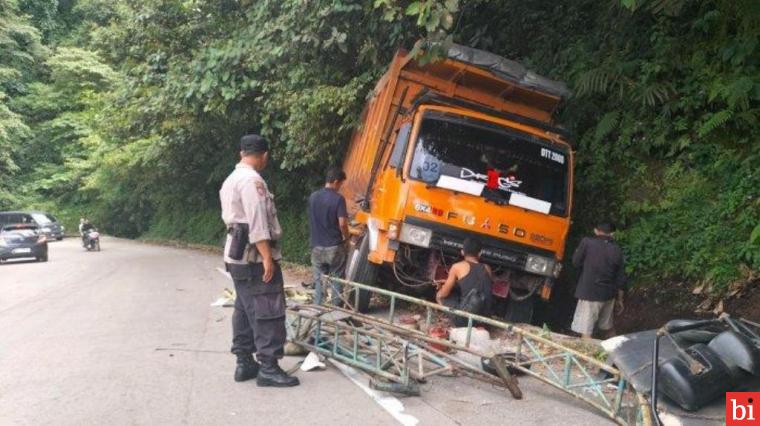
[341,45,572,321]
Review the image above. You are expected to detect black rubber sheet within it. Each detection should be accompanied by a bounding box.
[602,330,759,425]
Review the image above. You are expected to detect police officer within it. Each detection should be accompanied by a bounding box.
[219,134,299,387]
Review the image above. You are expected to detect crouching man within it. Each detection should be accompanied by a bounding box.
[435,238,493,326]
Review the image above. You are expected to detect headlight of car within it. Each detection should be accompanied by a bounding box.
[525,255,554,276]
[398,223,432,248]
[61,226,65,231]
[0,238,6,247]
[41,227,51,233]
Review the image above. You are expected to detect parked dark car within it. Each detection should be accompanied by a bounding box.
[0,211,65,240]
[0,224,49,262]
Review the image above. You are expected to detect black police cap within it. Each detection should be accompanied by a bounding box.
[240,134,269,154]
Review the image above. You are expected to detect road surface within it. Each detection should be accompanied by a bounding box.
[0,237,609,425]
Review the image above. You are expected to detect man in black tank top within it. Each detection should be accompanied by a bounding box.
[436,238,493,326]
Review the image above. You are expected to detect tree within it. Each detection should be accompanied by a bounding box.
[0,0,45,208]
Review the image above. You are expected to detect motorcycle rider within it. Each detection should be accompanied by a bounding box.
[80,218,96,247]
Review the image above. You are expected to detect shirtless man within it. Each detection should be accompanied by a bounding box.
[435,238,494,325]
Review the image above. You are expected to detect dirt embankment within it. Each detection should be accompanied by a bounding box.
[536,273,760,336]
[615,280,760,334]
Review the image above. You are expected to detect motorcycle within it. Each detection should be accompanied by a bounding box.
[83,230,101,251]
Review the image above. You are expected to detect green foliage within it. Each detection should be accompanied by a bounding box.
[18,0,58,42]
[138,207,310,264]
[0,0,44,208]
[46,47,117,93]
[142,208,225,246]
[279,209,310,265]
[618,156,759,290]
[8,43,118,208]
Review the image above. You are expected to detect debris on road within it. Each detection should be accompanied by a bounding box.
[284,341,308,356]
[300,352,326,372]
[210,288,235,307]
[603,314,760,426]
[285,287,312,303]
[283,276,650,425]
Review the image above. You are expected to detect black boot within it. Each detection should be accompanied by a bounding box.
[234,354,259,382]
[256,359,300,387]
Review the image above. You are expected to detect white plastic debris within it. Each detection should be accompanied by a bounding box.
[300,351,326,372]
[210,288,236,307]
[210,297,230,307]
[449,327,495,356]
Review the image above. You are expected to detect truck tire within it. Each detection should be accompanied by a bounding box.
[504,292,534,323]
[346,235,378,313]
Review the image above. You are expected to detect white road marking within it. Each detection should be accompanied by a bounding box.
[330,360,419,426]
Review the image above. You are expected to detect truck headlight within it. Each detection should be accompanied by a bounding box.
[61,226,65,231]
[398,223,432,248]
[525,255,554,276]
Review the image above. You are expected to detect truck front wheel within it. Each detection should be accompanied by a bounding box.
[346,235,378,313]
[504,290,535,323]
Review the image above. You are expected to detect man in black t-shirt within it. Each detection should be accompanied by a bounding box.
[308,168,349,305]
[570,222,627,340]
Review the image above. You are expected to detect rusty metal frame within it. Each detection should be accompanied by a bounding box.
[287,276,652,425]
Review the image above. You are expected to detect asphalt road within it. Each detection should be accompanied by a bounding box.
[0,237,610,425]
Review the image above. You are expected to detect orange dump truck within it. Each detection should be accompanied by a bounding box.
[342,45,573,321]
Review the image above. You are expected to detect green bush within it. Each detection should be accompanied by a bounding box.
[278,208,310,265]
[618,152,759,291]
[140,205,311,265]
[143,208,225,246]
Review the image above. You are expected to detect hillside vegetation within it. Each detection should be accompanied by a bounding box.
[1,0,758,296]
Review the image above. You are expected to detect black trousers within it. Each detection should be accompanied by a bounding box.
[442,291,491,328]
[442,295,468,327]
[228,262,287,363]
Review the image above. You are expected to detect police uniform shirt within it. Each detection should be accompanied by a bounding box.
[219,163,282,264]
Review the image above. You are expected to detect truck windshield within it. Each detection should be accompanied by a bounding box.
[409,111,569,216]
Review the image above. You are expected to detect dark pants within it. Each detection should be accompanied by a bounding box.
[442,295,469,327]
[442,291,491,327]
[228,262,287,363]
[311,245,347,305]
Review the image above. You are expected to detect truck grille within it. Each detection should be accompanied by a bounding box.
[405,216,554,270]
[430,234,528,270]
